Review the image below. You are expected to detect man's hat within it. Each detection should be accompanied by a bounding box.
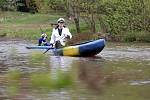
[57,18,65,23]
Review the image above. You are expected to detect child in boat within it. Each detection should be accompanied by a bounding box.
[38,32,49,46]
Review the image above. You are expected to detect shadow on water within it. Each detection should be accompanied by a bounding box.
[0,40,150,100]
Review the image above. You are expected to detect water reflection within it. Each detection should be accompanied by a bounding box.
[49,56,107,91]
[0,40,150,100]
[77,58,105,91]
[49,56,73,71]
[129,80,150,85]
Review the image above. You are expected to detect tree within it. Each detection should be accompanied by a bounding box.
[0,0,17,11]
[0,0,6,10]
[48,0,66,12]
[67,0,100,33]
[95,0,150,34]
[68,0,80,33]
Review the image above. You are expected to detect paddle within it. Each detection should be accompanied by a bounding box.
[43,44,54,54]
[43,35,66,54]
[26,46,54,49]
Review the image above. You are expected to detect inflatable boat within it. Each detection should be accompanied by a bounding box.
[26,39,105,57]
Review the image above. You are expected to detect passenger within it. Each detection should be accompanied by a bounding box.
[49,18,72,48]
[38,32,49,46]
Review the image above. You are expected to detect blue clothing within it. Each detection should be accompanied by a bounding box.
[38,37,49,46]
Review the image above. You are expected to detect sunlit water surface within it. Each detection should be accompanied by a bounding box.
[0,40,150,100]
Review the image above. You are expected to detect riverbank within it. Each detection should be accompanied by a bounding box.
[0,11,150,43]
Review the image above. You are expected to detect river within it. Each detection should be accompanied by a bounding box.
[0,40,150,100]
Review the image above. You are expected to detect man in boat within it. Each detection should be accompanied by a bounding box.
[49,18,72,48]
[38,32,49,46]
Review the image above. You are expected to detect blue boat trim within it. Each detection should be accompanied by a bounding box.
[79,39,105,56]
[26,46,54,49]
[56,39,105,56]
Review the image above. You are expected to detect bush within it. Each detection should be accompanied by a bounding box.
[98,0,150,35]
[123,31,150,42]
[123,32,136,42]
[136,31,150,42]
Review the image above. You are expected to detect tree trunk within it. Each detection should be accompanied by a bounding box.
[69,0,80,33]
[74,17,80,33]
[25,0,30,8]
[91,13,96,33]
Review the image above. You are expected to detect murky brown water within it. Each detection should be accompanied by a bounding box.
[0,40,150,100]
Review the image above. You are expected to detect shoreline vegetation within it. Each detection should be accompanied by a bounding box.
[0,11,150,43]
[0,0,150,43]
[0,11,94,44]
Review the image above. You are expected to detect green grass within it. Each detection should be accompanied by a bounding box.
[0,11,93,41]
[0,11,63,24]
[123,31,150,42]
[1,11,149,42]
[0,11,69,40]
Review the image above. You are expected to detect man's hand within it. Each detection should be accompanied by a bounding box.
[65,35,70,39]
[49,43,53,47]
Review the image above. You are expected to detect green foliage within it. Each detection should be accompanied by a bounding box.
[0,0,16,11]
[0,12,59,40]
[1,0,150,42]
[67,0,150,38]
[31,0,51,13]
[98,0,150,34]
[135,31,150,42]
[48,0,66,11]
[123,31,150,42]
[123,32,136,42]
[0,0,6,7]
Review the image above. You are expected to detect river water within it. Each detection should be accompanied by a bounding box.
[0,40,150,100]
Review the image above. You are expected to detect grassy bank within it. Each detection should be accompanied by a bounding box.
[122,31,150,43]
[0,11,91,43]
[0,11,150,43]
[0,11,74,40]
